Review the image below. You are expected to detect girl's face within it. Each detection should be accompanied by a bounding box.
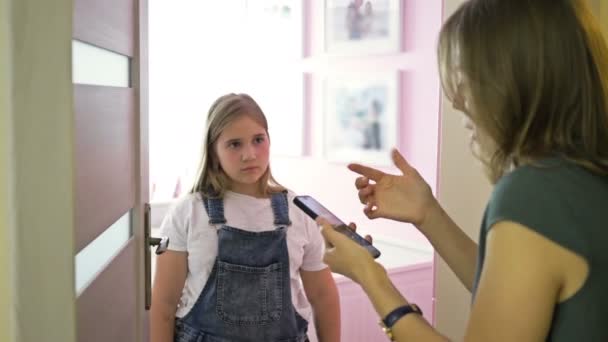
[214,114,270,197]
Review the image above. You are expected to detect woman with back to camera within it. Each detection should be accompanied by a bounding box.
[318,0,608,341]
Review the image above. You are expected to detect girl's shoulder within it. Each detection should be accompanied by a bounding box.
[164,192,204,218]
[175,191,203,206]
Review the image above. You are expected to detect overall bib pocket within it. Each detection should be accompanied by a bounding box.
[216,261,283,326]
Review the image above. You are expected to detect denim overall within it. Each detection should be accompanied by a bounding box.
[174,192,309,342]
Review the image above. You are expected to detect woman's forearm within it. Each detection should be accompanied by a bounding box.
[358,263,448,342]
[418,202,478,291]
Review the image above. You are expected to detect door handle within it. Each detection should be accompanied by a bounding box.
[144,203,170,310]
[149,236,169,255]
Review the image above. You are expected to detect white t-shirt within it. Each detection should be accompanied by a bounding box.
[159,190,327,322]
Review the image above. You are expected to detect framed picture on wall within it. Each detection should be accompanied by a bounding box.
[323,72,399,165]
[324,0,401,55]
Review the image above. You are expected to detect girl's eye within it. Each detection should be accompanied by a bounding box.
[254,136,265,144]
[228,141,241,149]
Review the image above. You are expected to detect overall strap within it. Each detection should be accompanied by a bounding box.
[270,191,292,227]
[202,195,227,225]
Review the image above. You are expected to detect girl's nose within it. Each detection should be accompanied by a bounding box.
[241,144,256,161]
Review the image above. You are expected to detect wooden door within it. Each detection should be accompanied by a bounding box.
[73,0,149,341]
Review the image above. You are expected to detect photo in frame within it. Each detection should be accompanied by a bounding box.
[324,0,401,55]
[323,72,399,165]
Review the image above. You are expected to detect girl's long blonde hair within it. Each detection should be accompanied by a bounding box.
[438,0,608,183]
[190,93,285,198]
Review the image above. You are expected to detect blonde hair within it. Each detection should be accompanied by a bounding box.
[190,93,285,197]
[438,0,608,183]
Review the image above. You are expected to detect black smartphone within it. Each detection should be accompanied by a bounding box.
[293,195,381,259]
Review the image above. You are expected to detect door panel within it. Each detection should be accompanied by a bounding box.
[74,85,136,252]
[77,238,138,342]
[74,0,135,56]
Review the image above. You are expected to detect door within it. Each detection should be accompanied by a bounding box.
[73,0,149,341]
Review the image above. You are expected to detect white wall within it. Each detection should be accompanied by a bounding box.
[434,0,493,339]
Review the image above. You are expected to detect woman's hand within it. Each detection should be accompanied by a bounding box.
[349,148,438,228]
[317,219,381,284]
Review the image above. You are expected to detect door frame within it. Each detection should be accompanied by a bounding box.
[4,0,76,341]
[134,0,150,339]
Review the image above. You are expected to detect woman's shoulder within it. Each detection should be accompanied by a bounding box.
[495,157,604,199]
[488,157,607,230]
[486,158,608,262]
[487,159,572,223]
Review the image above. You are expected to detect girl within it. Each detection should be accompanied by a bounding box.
[318,0,608,341]
[151,93,340,342]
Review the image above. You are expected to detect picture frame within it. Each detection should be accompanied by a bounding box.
[323,72,399,165]
[324,0,401,55]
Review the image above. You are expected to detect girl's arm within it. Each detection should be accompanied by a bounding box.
[150,250,188,342]
[300,268,341,342]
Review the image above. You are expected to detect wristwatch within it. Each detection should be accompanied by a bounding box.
[379,304,423,341]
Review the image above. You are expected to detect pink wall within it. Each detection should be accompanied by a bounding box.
[273,0,444,248]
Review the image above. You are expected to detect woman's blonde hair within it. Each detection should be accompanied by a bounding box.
[438,0,608,183]
[190,93,285,197]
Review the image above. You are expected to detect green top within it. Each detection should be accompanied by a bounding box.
[473,158,608,341]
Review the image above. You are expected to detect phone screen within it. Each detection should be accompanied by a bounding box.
[293,195,381,258]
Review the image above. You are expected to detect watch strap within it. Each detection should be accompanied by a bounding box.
[382,304,423,328]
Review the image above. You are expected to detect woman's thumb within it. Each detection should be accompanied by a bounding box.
[320,223,339,244]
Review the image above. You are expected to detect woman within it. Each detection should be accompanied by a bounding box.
[318,0,608,341]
